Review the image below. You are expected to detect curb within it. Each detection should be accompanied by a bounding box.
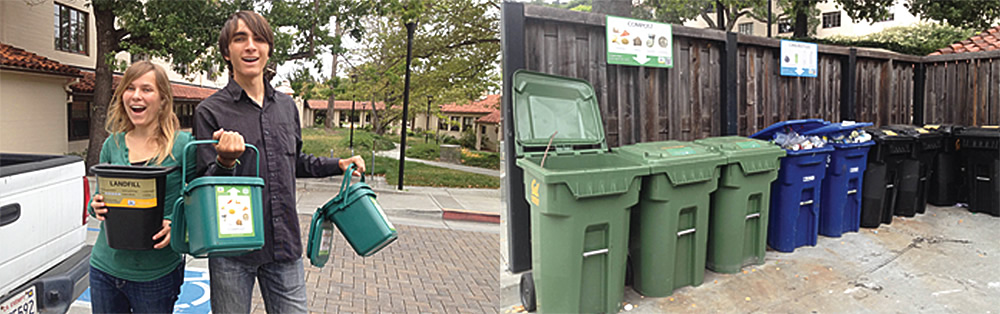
[441,208,501,224]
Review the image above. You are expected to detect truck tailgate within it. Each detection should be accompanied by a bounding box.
[0,159,86,298]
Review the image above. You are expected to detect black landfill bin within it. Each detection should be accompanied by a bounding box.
[923,124,964,206]
[860,127,911,228]
[883,125,942,216]
[956,126,1000,216]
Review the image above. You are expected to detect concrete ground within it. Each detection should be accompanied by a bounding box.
[500,204,1000,313]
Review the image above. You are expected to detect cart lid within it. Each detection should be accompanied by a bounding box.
[750,119,829,141]
[511,70,607,157]
[800,121,873,136]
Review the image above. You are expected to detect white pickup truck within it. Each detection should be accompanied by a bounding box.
[0,153,91,314]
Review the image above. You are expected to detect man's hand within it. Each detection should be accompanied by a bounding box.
[338,155,366,177]
[91,194,107,221]
[153,219,172,249]
[213,128,245,168]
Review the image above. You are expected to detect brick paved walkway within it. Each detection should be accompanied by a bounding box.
[248,214,500,313]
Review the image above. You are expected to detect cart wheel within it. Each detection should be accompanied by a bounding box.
[520,272,537,312]
[625,255,634,287]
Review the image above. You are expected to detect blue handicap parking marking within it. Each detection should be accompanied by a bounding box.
[73,267,212,313]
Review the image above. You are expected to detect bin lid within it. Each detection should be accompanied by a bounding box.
[616,141,725,186]
[799,121,873,136]
[750,119,829,141]
[955,125,1000,138]
[511,70,607,158]
[882,124,942,139]
[864,126,912,142]
[693,137,786,175]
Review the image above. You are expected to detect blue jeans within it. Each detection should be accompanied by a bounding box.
[89,262,184,313]
[208,256,308,313]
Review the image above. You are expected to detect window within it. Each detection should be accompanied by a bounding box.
[822,12,841,28]
[450,116,460,131]
[54,3,87,54]
[481,126,487,134]
[174,102,195,129]
[877,13,894,22]
[68,101,90,140]
[463,117,474,131]
[778,18,793,33]
[738,23,753,35]
[438,117,448,131]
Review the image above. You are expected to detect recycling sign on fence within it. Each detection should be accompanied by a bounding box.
[606,15,673,68]
[780,39,818,77]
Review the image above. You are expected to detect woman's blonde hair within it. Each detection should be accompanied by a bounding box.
[104,60,180,165]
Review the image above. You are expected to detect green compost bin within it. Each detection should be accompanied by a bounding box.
[513,70,647,313]
[616,141,725,297]
[694,136,785,274]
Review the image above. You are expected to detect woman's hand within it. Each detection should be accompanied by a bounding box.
[338,155,366,177]
[153,220,172,249]
[91,194,107,221]
[213,128,245,168]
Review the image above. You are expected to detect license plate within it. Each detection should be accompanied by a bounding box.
[1,285,37,314]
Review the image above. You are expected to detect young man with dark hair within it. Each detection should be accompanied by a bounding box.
[194,10,365,313]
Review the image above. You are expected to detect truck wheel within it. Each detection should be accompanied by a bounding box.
[520,272,537,312]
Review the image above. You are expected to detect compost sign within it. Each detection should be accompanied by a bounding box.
[606,16,673,68]
[780,39,818,77]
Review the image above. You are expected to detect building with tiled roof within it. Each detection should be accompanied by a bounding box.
[2,0,229,155]
[1,42,85,153]
[410,94,502,152]
[929,25,1000,55]
[302,99,387,129]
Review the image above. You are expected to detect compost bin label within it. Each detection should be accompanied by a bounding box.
[99,177,156,208]
[370,196,396,232]
[780,39,818,77]
[215,185,254,238]
[320,221,333,255]
[665,146,696,156]
[606,15,673,68]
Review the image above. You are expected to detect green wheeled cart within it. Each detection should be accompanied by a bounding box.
[616,141,725,297]
[694,136,785,273]
[512,70,647,313]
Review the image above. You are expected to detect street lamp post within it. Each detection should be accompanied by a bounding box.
[349,74,357,156]
[398,21,416,190]
[425,95,432,143]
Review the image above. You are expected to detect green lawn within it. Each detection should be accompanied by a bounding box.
[301,127,499,189]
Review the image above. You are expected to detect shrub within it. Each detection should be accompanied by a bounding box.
[792,23,977,56]
[406,142,440,160]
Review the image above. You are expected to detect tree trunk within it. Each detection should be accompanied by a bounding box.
[86,4,116,171]
[592,0,631,17]
[793,7,809,38]
[369,92,382,135]
[324,22,344,130]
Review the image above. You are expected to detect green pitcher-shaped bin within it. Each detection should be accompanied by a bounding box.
[310,164,396,262]
[171,140,265,258]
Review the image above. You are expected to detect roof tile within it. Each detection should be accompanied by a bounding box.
[0,42,81,76]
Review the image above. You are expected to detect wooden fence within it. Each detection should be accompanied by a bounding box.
[501,2,1000,272]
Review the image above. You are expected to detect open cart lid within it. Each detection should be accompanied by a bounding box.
[750,119,829,141]
[511,70,607,157]
[800,121,873,136]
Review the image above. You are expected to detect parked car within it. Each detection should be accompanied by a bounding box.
[1,153,91,314]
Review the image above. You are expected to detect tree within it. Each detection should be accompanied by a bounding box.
[346,0,500,135]
[840,0,1000,32]
[86,0,233,169]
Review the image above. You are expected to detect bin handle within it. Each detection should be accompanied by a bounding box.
[677,228,696,237]
[745,213,760,220]
[335,164,366,202]
[170,197,189,254]
[847,189,858,195]
[799,200,814,206]
[582,248,608,257]
[181,140,261,187]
